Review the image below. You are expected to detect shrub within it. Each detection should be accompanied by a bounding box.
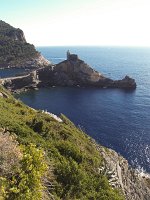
[0,132,49,200]
[7,144,48,200]
[56,141,84,163]
[0,130,22,176]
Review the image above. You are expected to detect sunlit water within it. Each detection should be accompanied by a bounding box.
[12,46,150,172]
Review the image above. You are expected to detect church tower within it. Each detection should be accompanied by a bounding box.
[67,50,70,60]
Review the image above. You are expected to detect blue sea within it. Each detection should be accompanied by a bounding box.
[1,46,150,172]
[0,68,26,78]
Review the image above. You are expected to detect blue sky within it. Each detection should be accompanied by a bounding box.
[1,0,150,46]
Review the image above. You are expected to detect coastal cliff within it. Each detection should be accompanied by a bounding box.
[0,20,50,68]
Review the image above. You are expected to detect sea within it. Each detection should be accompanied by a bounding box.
[1,46,150,173]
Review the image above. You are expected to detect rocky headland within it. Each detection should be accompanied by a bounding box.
[38,51,136,89]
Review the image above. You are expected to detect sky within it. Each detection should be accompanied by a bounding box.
[0,0,150,46]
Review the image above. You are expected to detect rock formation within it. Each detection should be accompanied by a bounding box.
[37,51,136,90]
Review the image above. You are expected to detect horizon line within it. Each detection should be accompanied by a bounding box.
[36,45,150,48]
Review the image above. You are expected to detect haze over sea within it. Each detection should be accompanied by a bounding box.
[1,46,150,172]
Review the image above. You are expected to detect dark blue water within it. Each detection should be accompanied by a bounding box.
[0,68,26,78]
[18,47,150,172]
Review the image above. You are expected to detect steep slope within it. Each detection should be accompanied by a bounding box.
[0,20,50,68]
[0,86,124,200]
[0,86,149,200]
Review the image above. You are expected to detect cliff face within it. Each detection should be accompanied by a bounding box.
[0,20,50,68]
[54,59,102,85]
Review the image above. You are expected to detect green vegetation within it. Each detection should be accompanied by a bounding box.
[0,140,48,200]
[0,20,39,67]
[0,86,124,200]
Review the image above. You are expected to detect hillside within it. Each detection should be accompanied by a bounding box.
[0,86,150,200]
[0,86,125,200]
[0,20,50,68]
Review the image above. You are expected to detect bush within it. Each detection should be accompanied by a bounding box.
[7,144,48,200]
[55,158,87,199]
[56,141,84,163]
[0,130,22,176]
[0,134,49,200]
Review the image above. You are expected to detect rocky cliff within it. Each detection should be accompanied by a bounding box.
[0,20,50,68]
